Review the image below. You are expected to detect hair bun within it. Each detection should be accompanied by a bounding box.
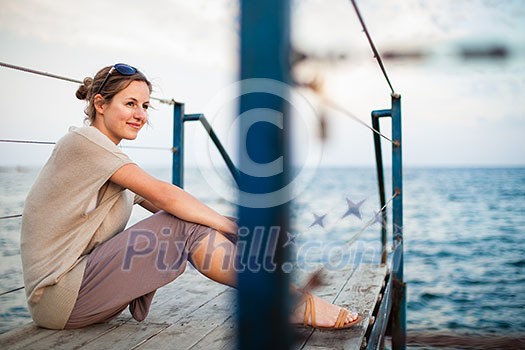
[75,77,94,100]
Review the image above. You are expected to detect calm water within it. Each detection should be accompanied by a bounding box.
[1,166,524,345]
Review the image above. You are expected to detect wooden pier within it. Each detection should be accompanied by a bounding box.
[0,264,388,350]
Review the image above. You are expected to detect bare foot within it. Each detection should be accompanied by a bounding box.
[290,293,359,328]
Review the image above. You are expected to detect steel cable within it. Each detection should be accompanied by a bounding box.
[0,286,24,297]
[0,214,22,220]
[320,95,395,144]
[0,61,174,104]
[345,192,397,247]
[349,0,396,94]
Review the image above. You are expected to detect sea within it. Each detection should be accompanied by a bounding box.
[1,166,524,348]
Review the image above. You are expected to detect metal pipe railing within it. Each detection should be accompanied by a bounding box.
[370,94,406,349]
[183,114,240,186]
[172,102,185,187]
[390,94,406,349]
[371,110,389,265]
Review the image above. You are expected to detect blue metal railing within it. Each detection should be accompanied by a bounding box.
[172,107,239,188]
[171,102,185,187]
[183,113,240,185]
[171,105,240,188]
[368,94,405,349]
[390,94,406,349]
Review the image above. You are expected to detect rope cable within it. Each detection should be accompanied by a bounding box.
[0,61,82,84]
[349,0,395,94]
[0,214,22,220]
[0,286,24,297]
[0,139,170,151]
[0,139,56,145]
[0,61,173,104]
[320,95,395,144]
[345,192,398,247]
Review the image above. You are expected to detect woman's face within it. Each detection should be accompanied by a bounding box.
[93,80,150,144]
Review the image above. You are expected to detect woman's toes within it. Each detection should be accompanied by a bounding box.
[345,309,358,323]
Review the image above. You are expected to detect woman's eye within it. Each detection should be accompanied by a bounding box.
[143,104,149,110]
[127,101,135,107]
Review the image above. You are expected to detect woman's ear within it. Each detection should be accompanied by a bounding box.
[94,94,106,116]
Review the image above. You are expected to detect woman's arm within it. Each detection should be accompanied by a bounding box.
[138,199,160,214]
[110,163,238,234]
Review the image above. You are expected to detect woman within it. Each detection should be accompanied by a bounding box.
[20,63,360,331]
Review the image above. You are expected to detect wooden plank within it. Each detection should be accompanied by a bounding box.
[79,322,171,350]
[301,264,387,350]
[144,267,230,324]
[33,321,133,350]
[134,289,236,350]
[188,315,235,350]
[141,270,236,349]
[0,320,127,350]
[0,323,59,349]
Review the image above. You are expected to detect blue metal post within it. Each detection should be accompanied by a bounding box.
[371,109,390,264]
[390,93,406,349]
[172,102,185,187]
[238,1,292,350]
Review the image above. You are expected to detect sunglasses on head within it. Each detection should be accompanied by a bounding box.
[96,63,138,95]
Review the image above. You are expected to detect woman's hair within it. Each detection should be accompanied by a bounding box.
[75,65,152,124]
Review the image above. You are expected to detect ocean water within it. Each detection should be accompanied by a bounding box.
[1,166,524,347]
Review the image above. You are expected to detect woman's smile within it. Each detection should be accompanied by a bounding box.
[126,121,143,130]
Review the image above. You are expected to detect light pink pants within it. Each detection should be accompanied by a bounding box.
[65,211,236,329]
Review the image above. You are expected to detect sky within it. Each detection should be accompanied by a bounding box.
[1,0,524,168]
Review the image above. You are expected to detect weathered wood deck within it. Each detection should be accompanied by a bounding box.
[0,264,387,350]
